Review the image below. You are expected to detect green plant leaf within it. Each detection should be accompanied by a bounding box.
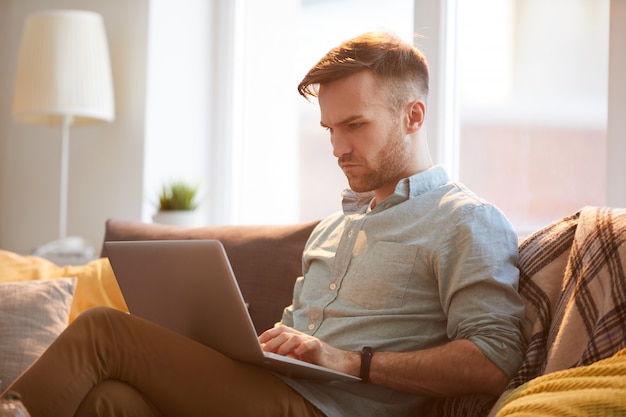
[158,181,199,211]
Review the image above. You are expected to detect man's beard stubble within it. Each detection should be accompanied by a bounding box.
[341,125,411,193]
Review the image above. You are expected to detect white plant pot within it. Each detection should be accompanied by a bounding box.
[152,210,202,228]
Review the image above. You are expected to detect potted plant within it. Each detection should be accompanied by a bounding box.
[152,181,202,227]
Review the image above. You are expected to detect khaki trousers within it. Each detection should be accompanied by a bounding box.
[7,307,326,417]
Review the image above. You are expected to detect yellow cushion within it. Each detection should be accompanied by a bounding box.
[0,249,128,322]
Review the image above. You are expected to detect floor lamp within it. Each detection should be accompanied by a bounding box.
[12,10,115,264]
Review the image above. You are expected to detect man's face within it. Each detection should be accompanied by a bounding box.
[318,71,413,195]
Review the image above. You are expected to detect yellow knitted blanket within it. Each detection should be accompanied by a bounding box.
[496,348,626,416]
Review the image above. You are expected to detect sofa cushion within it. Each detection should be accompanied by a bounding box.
[101,219,320,334]
[0,278,76,388]
[0,250,128,322]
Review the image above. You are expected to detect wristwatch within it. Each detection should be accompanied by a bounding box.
[360,346,373,383]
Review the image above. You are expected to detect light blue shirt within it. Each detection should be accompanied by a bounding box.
[279,166,525,417]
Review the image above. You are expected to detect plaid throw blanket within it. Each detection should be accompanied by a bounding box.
[488,206,626,415]
[510,206,626,386]
[426,207,626,417]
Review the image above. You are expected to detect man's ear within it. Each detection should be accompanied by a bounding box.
[406,100,426,133]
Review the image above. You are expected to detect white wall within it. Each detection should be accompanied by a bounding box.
[0,0,231,254]
[0,0,150,254]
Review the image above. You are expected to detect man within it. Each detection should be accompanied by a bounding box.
[3,32,524,417]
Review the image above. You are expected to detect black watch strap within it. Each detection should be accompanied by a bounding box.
[359,346,373,383]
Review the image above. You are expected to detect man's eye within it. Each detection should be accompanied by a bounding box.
[348,122,363,130]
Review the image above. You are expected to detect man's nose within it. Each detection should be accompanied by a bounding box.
[331,133,351,158]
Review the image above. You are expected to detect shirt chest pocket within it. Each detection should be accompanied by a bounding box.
[340,241,419,309]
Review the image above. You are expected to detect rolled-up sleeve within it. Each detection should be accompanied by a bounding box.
[437,202,525,377]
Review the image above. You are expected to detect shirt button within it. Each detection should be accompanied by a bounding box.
[348,230,354,238]
[308,324,315,331]
[329,282,337,290]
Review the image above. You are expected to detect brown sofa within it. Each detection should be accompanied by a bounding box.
[100,207,626,416]
[3,207,625,415]
[0,219,320,393]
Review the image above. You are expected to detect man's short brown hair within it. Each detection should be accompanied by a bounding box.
[298,32,429,110]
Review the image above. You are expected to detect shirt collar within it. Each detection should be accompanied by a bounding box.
[341,165,450,215]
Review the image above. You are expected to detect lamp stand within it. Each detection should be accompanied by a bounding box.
[32,115,94,265]
[59,115,71,240]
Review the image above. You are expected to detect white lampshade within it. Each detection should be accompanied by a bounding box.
[12,10,115,125]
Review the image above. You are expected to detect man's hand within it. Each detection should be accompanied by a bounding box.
[259,324,509,396]
[260,326,508,396]
[258,324,360,376]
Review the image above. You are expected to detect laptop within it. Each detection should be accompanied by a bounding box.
[104,239,359,382]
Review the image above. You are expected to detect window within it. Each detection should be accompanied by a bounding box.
[454,0,610,235]
[225,0,622,231]
[219,0,413,225]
